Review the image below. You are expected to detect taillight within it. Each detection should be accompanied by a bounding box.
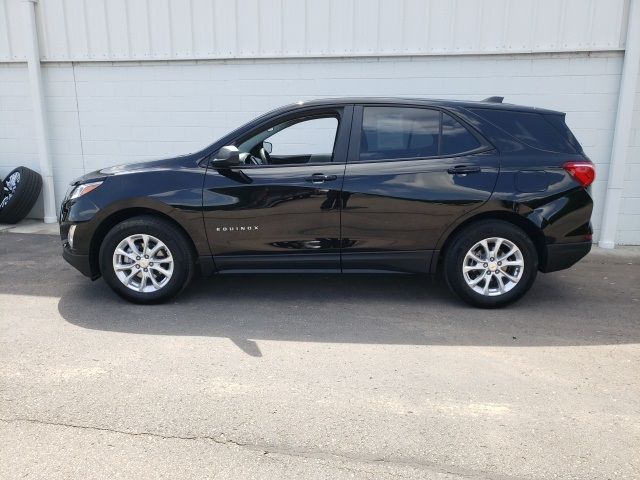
[563,161,595,187]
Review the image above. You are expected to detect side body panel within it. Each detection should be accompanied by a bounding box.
[457,106,593,248]
[340,105,500,273]
[202,164,346,271]
[428,106,594,273]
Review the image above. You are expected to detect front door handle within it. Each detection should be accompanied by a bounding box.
[304,173,338,183]
[447,165,481,175]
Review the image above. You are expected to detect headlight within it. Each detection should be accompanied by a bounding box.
[69,181,103,200]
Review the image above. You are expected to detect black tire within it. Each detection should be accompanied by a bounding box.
[99,215,195,304]
[443,220,538,308]
[0,167,43,224]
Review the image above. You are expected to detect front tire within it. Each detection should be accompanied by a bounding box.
[443,220,538,308]
[99,216,195,304]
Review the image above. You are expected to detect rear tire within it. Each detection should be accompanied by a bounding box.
[443,220,538,308]
[0,167,43,224]
[99,216,195,304]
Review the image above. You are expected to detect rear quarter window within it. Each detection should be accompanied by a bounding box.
[441,113,481,155]
[470,108,579,154]
[543,114,584,154]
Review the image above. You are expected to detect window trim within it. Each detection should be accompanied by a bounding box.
[348,104,493,165]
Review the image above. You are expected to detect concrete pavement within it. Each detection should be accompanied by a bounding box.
[0,231,638,479]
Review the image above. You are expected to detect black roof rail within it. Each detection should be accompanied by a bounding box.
[482,96,504,103]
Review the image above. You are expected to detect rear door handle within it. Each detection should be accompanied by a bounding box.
[304,173,338,183]
[447,165,481,175]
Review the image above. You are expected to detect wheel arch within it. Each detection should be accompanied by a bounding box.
[432,210,547,273]
[88,207,199,277]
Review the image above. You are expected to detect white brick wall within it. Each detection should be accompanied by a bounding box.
[1,51,638,244]
[0,64,41,213]
[618,75,640,244]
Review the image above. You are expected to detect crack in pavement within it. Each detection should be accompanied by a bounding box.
[0,417,533,480]
[0,417,248,447]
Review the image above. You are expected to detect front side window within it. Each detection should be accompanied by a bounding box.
[237,116,338,166]
[358,107,482,161]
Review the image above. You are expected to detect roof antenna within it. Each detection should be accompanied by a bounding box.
[483,96,504,103]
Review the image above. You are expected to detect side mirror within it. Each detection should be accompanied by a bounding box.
[211,145,241,168]
[263,141,273,154]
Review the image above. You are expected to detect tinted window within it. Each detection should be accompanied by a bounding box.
[470,108,578,153]
[543,114,584,154]
[360,107,440,161]
[441,113,481,155]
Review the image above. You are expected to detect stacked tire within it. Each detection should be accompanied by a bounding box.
[0,167,43,224]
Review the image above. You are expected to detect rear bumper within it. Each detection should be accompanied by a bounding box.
[540,241,592,273]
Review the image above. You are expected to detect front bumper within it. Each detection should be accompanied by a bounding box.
[541,241,592,273]
[60,213,100,279]
[62,245,96,278]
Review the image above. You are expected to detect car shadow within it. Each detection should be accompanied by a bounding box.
[56,271,640,356]
[3,233,638,356]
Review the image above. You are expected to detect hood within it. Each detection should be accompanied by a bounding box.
[98,156,187,175]
[70,154,203,186]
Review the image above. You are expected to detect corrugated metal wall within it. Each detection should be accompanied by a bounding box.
[0,0,629,62]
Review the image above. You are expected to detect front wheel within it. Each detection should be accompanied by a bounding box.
[99,216,195,304]
[443,220,538,308]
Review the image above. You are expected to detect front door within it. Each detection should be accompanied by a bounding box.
[340,105,499,273]
[203,106,353,271]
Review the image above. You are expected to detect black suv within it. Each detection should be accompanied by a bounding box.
[59,97,594,307]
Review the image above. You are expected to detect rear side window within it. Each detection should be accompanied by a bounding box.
[470,108,579,154]
[360,107,440,161]
[359,107,482,161]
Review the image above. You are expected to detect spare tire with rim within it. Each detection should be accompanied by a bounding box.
[0,166,43,224]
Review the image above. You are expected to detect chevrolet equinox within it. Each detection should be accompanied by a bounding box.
[59,97,594,307]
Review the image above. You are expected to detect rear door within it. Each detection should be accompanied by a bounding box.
[340,105,499,273]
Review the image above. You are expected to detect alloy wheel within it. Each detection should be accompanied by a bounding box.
[112,234,174,293]
[0,171,20,210]
[462,237,524,296]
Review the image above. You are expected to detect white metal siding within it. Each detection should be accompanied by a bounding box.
[0,0,638,244]
[0,0,630,62]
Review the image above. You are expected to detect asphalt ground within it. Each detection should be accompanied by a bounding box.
[0,231,638,479]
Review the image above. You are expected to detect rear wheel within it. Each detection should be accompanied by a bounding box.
[443,220,538,308]
[99,216,194,304]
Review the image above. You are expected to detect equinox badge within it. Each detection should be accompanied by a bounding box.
[216,226,259,232]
